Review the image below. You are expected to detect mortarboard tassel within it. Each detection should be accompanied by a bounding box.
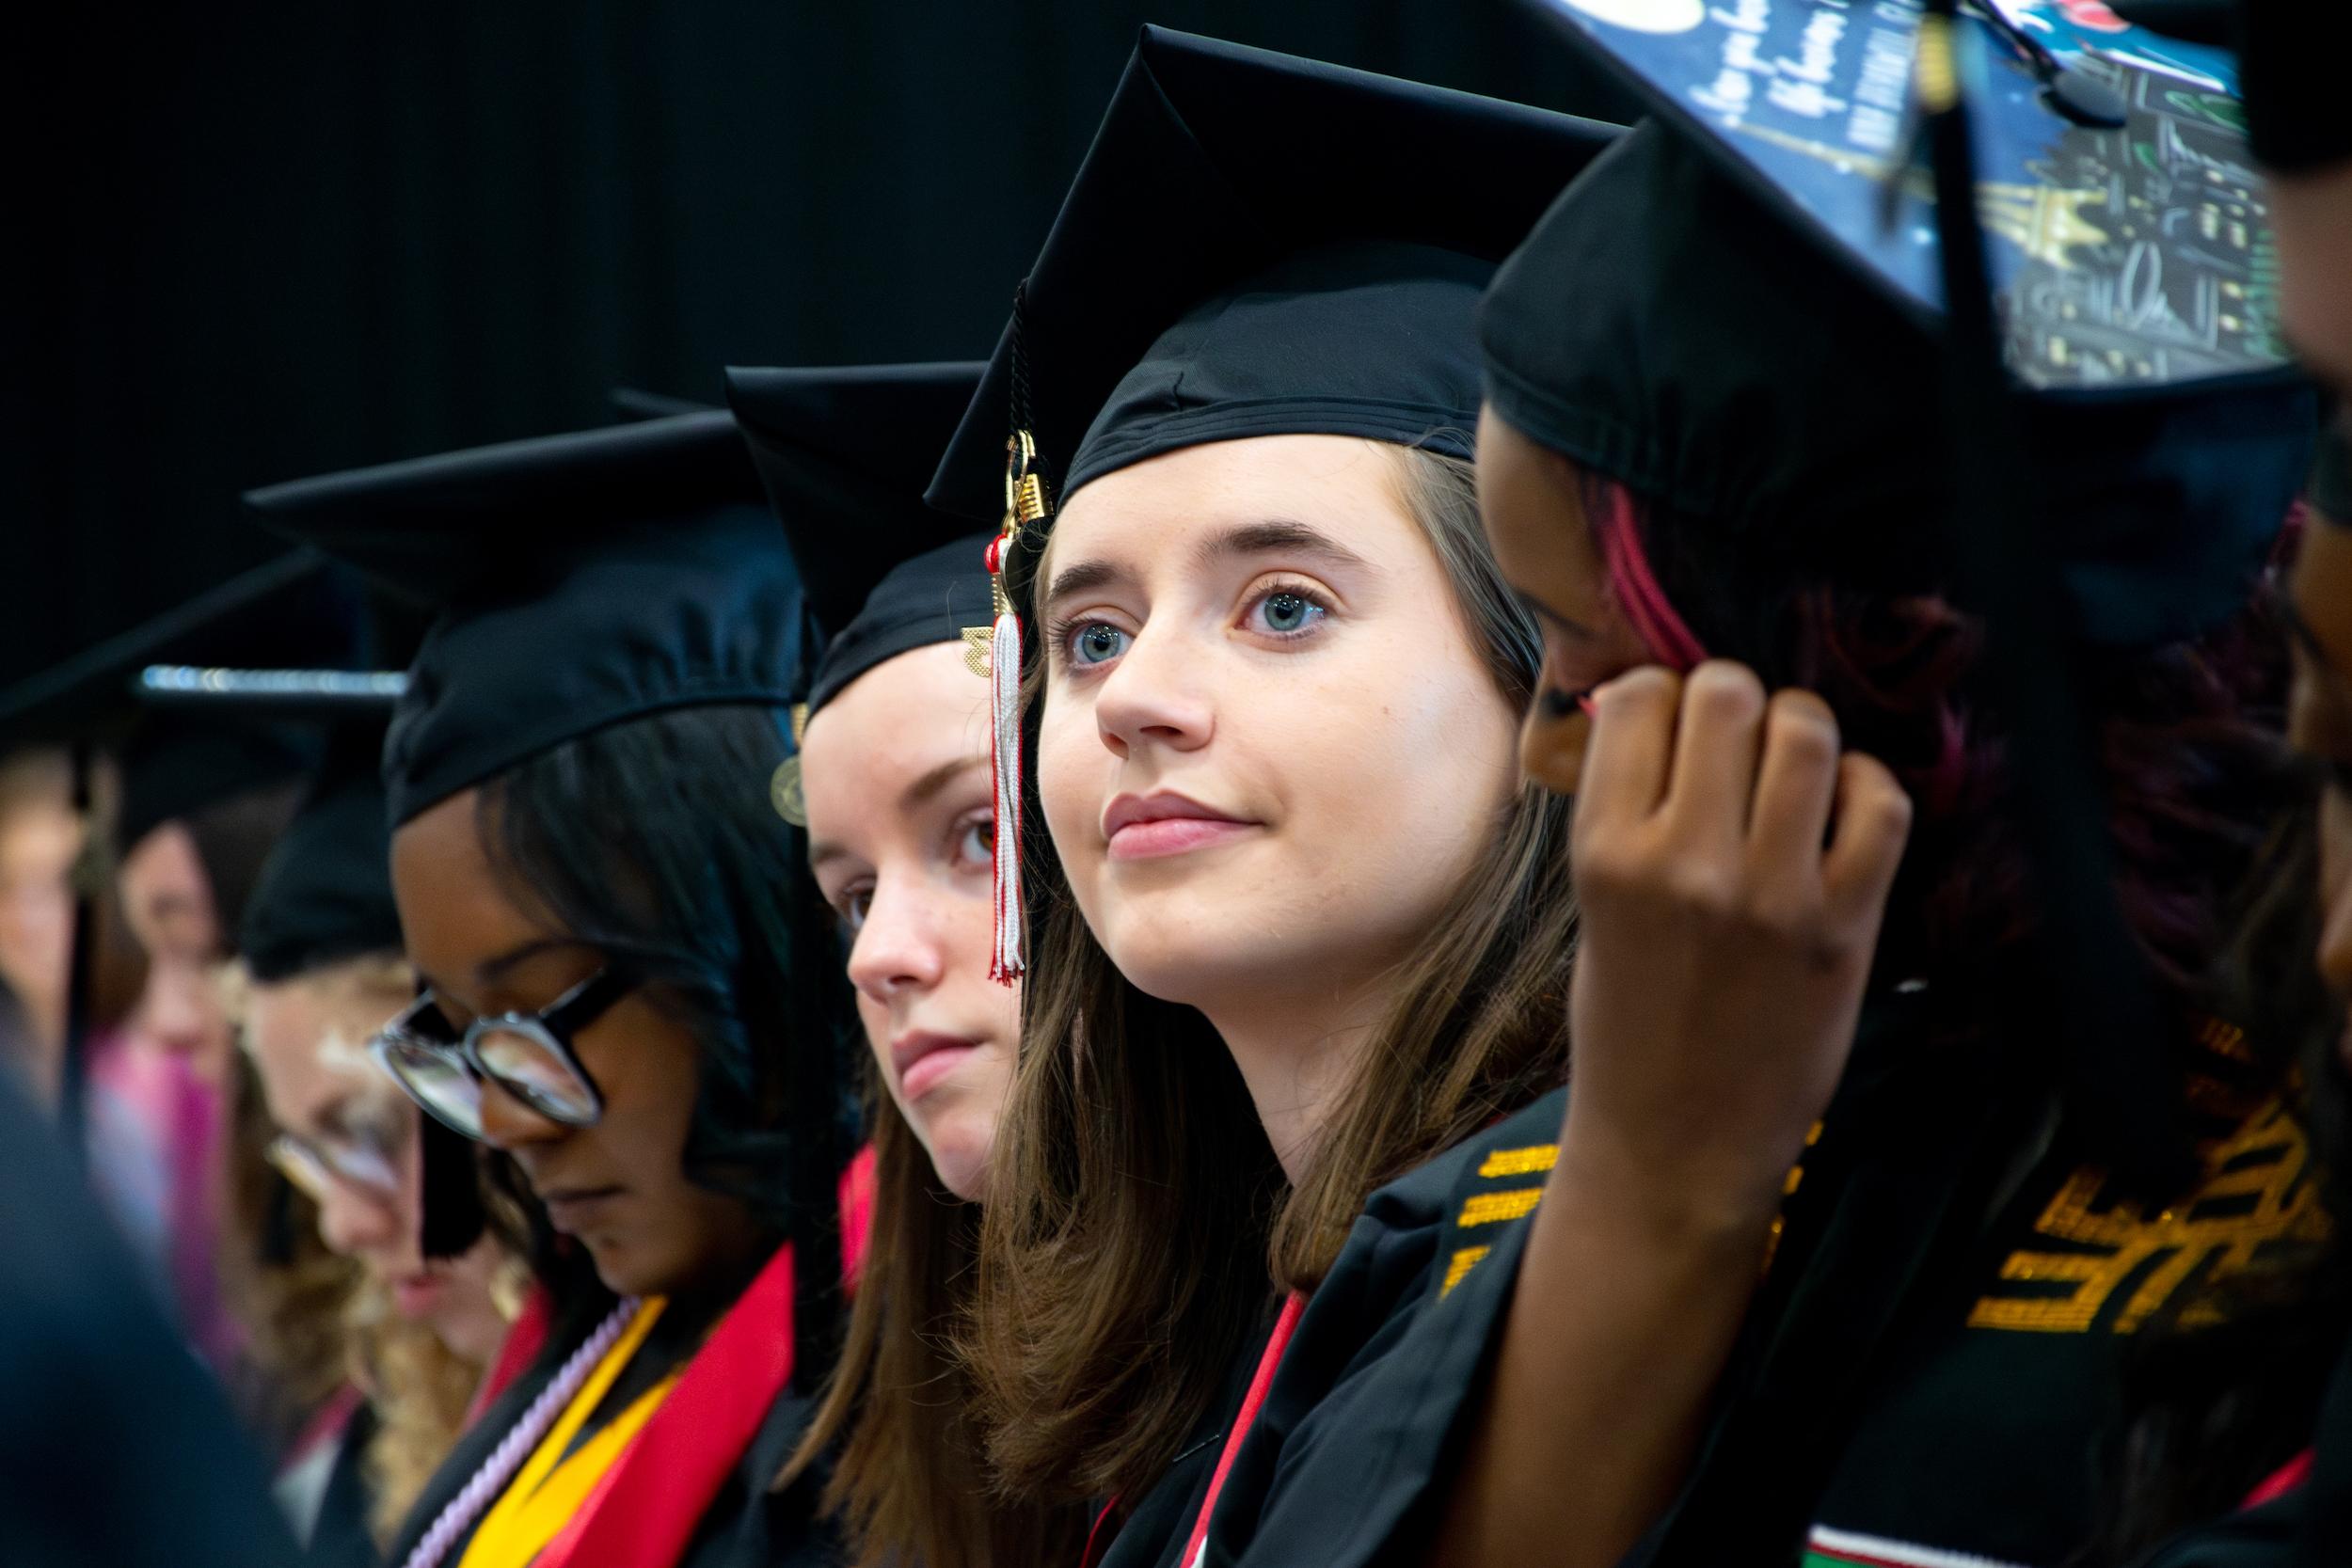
[983,431,1045,984]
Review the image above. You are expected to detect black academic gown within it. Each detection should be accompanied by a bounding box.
[1089,1311,1283,1568]
[0,1075,304,1568]
[384,1304,839,1568]
[1196,999,2328,1568]
[2129,1338,2352,1568]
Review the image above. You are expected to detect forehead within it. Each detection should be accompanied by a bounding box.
[802,643,992,828]
[1041,433,1411,578]
[388,787,548,973]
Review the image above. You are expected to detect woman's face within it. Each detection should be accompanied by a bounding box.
[803,641,1017,1203]
[2272,162,2352,406]
[1474,404,1653,797]
[1037,434,1520,1022]
[2288,510,2352,1076]
[244,965,509,1364]
[390,790,764,1300]
[119,821,235,1080]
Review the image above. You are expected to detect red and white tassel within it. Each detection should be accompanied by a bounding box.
[985,534,1025,984]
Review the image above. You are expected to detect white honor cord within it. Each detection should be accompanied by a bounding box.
[394,1296,643,1568]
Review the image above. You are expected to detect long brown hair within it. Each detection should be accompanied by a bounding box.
[968,445,1579,1506]
[781,1066,1087,1567]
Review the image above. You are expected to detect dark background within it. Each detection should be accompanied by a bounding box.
[1,1,1633,684]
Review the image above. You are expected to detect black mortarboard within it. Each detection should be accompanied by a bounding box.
[238,718,404,987]
[1484,3,2312,650]
[0,552,358,849]
[928,26,1624,528]
[245,412,803,826]
[725,362,991,716]
[0,552,366,1150]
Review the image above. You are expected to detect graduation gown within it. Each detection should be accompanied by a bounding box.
[1087,1311,1283,1568]
[384,1253,839,1568]
[2130,1341,2352,1568]
[1194,1004,2327,1568]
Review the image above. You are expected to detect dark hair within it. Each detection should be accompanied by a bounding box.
[970,447,1579,1506]
[472,703,854,1384]
[781,1065,1089,1568]
[1590,469,2296,1056]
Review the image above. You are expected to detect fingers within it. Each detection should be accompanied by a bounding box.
[1662,663,1768,850]
[1821,752,1914,935]
[1744,689,1842,883]
[1572,667,1682,841]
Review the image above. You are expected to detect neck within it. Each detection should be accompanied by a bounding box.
[1199,974,1393,1186]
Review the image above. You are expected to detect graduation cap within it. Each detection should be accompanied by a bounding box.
[1486,0,2311,649]
[0,552,364,1148]
[928,25,1624,977]
[725,362,992,728]
[245,411,801,827]
[928,26,1626,528]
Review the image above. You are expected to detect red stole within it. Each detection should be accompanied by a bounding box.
[533,1242,798,1568]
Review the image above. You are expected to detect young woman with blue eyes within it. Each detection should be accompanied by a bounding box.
[930,38,1618,1567]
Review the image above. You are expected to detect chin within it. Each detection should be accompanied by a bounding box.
[583,1239,670,1301]
[915,1112,996,1204]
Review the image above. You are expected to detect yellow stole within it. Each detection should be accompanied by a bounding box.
[457,1298,681,1568]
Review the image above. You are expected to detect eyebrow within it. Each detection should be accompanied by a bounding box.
[475,936,596,987]
[808,753,991,873]
[1043,517,1375,615]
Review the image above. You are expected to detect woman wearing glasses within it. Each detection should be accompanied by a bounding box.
[229,724,513,1562]
[247,413,850,1568]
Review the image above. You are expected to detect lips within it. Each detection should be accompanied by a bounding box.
[538,1184,625,1234]
[891,1031,981,1103]
[390,1272,447,1320]
[1101,790,1259,863]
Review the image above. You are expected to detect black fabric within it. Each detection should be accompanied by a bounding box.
[384,1283,839,1568]
[307,1402,385,1568]
[237,721,402,984]
[803,536,997,718]
[0,1072,303,1568]
[2240,0,2352,173]
[1207,1010,2331,1568]
[724,362,985,663]
[1093,1310,1283,1568]
[1479,119,2313,651]
[926,24,1622,524]
[114,713,320,855]
[246,411,803,825]
[1066,240,1489,496]
[1201,1090,1560,1568]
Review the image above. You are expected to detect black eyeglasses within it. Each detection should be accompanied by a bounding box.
[370,969,636,1141]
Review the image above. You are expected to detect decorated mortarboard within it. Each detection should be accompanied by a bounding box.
[1484,0,2312,649]
[245,412,803,827]
[725,362,992,721]
[928,25,1624,977]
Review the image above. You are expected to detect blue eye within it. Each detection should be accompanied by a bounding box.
[1069,622,1131,667]
[1251,590,1326,637]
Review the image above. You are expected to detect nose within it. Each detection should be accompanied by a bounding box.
[846,873,946,1005]
[475,1075,568,1153]
[137,960,209,1048]
[1091,627,1214,760]
[315,1176,398,1259]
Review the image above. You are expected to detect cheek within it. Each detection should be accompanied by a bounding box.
[1038,694,1111,863]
